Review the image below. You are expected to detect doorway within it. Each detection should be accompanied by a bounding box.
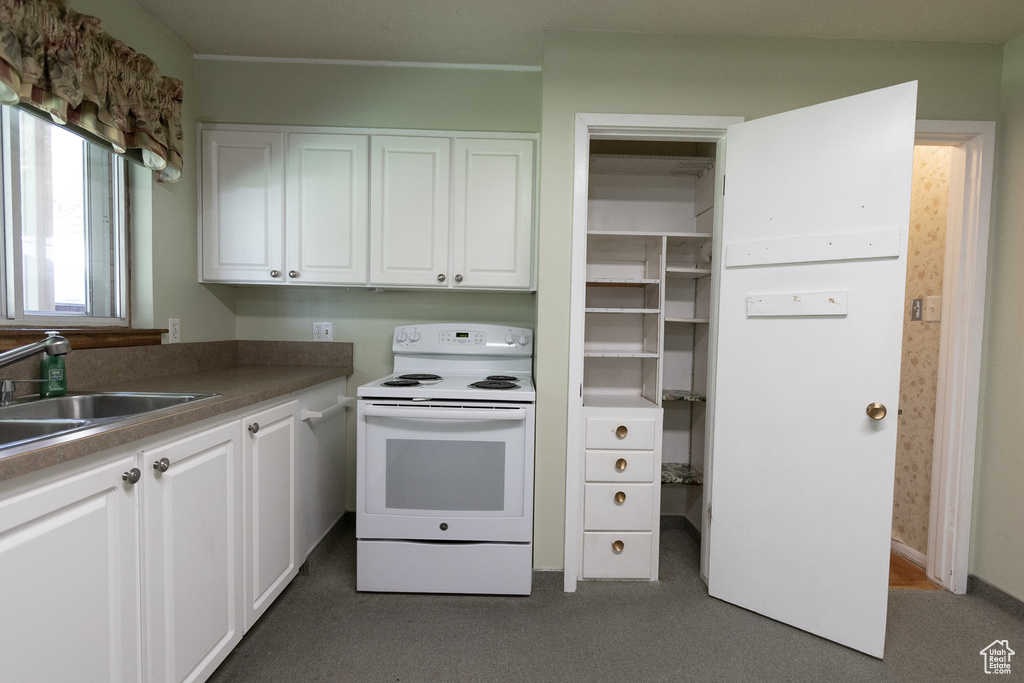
[895,122,995,594]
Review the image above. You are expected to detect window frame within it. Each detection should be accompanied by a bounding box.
[0,106,130,328]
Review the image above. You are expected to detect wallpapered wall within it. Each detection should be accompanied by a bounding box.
[892,145,951,557]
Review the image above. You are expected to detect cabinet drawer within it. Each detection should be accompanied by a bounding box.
[582,532,653,579]
[584,483,654,531]
[585,450,656,482]
[585,417,656,450]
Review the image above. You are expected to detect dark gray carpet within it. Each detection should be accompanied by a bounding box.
[209,519,1024,682]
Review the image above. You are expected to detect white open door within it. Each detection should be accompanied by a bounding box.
[706,82,918,657]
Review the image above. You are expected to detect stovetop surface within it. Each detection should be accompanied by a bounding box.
[358,371,535,401]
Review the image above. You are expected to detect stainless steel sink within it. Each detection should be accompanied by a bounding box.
[0,392,217,421]
[1,418,90,444]
[0,392,219,453]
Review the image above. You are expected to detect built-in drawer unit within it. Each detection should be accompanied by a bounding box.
[580,406,662,581]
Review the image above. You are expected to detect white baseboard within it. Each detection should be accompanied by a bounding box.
[891,538,927,568]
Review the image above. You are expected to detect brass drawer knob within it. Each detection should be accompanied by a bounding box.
[866,402,887,420]
[614,491,626,504]
[612,540,625,553]
[615,458,627,472]
[615,425,628,438]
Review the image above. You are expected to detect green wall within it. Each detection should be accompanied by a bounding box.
[971,33,1024,601]
[535,32,1006,571]
[71,0,237,342]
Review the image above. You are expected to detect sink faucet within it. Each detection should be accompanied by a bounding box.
[0,332,71,404]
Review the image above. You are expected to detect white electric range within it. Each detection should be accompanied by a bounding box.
[356,323,536,595]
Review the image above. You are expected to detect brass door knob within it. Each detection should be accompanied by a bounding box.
[614,491,626,504]
[611,540,624,553]
[615,458,627,472]
[866,402,887,420]
[615,425,628,438]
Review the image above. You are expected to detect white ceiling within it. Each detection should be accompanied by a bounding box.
[136,0,1024,67]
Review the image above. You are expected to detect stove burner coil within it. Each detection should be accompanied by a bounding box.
[397,374,442,381]
[382,379,421,387]
[469,380,520,390]
[486,375,518,382]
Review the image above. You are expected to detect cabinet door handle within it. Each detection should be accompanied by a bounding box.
[454,274,463,283]
[866,402,887,420]
[270,269,280,278]
[614,491,626,504]
[122,468,141,485]
[248,422,260,434]
[153,458,170,473]
[437,273,446,283]
[611,540,625,553]
[288,270,299,279]
[615,458,627,472]
[615,425,628,439]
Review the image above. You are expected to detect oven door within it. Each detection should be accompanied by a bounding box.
[357,400,535,542]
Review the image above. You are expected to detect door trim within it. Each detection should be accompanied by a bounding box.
[564,112,742,592]
[915,120,995,594]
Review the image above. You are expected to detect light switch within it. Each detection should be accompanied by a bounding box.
[924,295,942,322]
[910,299,923,321]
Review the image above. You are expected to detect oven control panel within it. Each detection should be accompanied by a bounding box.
[393,323,532,355]
[438,330,487,345]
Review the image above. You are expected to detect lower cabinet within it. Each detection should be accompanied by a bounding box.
[142,421,244,683]
[0,380,348,683]
[580,406,662,581]
[241,400,297,631]
[0,453,141,683]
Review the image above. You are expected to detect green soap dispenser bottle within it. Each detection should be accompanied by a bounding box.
[39,331,68,398]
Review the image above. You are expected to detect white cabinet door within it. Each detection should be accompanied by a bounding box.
[707,82,917,657]
[142,421,243,683]
[241,401,297,631]
[286,133,368,285]
[0,454,140,683]
[369,136,450,286]
[451,138,535,289]
[201,129,285,283]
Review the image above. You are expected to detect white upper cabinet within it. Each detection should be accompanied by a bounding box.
[369,136,451,287]
[200,125,537,291]
[286,133,369,285]
[451,138,535,289]
[201,129,285,283]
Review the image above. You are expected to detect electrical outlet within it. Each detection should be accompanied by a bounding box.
[313,322,333,342]
[168,318,181,343]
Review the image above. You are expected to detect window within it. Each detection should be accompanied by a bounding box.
[1,106,128,326]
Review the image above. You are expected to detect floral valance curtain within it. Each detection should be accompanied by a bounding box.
[0,0,183,182]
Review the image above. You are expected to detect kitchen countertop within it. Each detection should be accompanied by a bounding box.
[0,351,351,484]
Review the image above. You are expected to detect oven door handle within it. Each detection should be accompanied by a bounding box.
[362,405,528,421]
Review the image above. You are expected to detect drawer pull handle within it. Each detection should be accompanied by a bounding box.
[614,491,626,504]
[615,425,628,438]
[615,458,627,472]
[612,540,625,553]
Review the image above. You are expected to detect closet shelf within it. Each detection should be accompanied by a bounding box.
[585,308,660,314]
[663,389,706,402]
[664,317,710,324]
[661,463,703,486]
[587,229,711,238]
[589,154,714,177]
[665,266,712,278]
[586,278,660,287]
[584,351,660,359]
